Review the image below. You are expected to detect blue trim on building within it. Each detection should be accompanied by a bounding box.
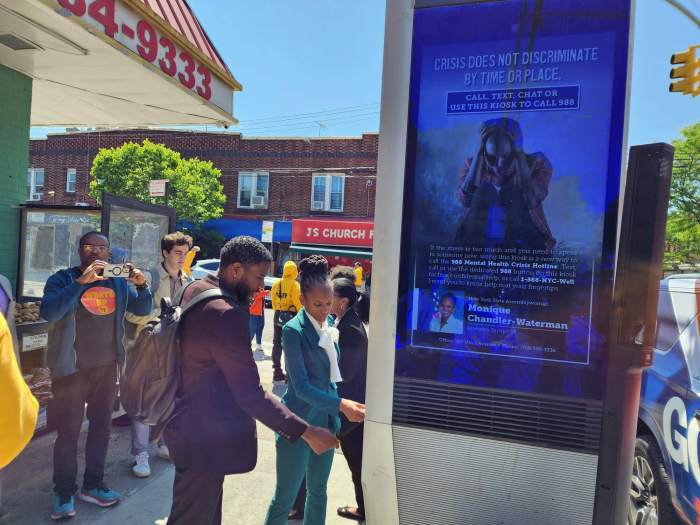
[203,218,292,243]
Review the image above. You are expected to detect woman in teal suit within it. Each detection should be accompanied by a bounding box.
[264,256,365,525]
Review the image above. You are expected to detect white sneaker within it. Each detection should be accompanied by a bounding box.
[131,451,151,478]
[255,344,264,353]
[156,444,171,461]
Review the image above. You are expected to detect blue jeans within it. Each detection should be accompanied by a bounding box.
[249,315,265,346]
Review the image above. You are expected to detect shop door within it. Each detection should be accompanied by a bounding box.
[100,193,176,279]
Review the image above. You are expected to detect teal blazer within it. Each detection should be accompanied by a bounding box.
[281,310,342,434]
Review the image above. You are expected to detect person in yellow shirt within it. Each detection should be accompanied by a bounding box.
[0,311,38,469]
[182,245,200,277]
[353,262,364,289]
[271,261,302,382]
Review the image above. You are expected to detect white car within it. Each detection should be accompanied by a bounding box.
[191,258,276,307]
[190,258,219,280]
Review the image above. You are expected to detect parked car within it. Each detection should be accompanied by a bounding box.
[632,274,700,525]
[191,258,276,307]
[190,258,219,280]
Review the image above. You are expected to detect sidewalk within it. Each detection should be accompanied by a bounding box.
[1,310,361,524]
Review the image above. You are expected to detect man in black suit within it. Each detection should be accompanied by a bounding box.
[164,237,338,525]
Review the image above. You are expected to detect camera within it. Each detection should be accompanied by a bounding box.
[101,263,132,278]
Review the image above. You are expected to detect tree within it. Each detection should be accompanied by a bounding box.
[88,139,225,225]
[671,123,700,224]
[664,123,700,268]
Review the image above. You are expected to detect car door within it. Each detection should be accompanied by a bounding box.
[641,287,693,508]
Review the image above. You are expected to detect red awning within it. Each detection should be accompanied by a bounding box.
[130,0,240,90]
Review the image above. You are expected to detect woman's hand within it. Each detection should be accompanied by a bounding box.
[340,399,366,423]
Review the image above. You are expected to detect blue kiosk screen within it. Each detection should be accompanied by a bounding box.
[395,0,632,401]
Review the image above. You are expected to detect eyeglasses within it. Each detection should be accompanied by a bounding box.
[81,244,109,252]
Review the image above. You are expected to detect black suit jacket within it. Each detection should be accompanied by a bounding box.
[336,309,368,405]
[164,275,307,476]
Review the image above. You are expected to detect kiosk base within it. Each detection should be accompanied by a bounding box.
[392,425,598,525]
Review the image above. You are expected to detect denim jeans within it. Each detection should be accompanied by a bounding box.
[249,315,264,346]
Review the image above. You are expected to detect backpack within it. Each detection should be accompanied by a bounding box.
[121,281,233,432]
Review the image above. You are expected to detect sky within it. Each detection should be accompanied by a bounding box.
[30,1,700,145]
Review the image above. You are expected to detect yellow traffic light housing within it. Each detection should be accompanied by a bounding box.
[670,46,700,96]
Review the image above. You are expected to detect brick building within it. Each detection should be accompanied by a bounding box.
[28,128,378,272]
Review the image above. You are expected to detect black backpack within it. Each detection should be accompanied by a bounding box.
[121,282,233,431]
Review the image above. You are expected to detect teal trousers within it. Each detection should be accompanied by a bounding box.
[264,433,335,525]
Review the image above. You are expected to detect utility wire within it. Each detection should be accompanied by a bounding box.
[237,103,379,125]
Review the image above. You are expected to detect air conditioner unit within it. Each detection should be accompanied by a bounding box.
[252,196,267,208]
[31,193,42,201]
[311,201,325,211]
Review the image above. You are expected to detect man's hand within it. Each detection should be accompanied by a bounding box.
[302,425,339,454]
[126,264,147,287]
[340,399,366,423]
[76,261,107,285]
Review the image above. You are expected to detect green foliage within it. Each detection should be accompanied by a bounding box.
[180,226,226,260]
[89,139,225,225]
[664,211,700,270]
[671,123,700,224]
[664,123,700,269]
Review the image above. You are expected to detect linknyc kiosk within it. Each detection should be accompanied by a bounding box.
[363,1,673,524]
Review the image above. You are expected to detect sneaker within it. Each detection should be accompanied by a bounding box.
[131,451,151,478]
[50,495,76,521]
[255,344,264,353]
[273,370,287,382]
[79,485,121,508]
[156,444,171,461]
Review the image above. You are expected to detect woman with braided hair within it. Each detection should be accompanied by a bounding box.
[264,256,365,525]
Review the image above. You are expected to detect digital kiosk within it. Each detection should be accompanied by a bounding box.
[362,1,670,524]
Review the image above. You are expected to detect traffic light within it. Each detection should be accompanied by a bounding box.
[670,46,700,96]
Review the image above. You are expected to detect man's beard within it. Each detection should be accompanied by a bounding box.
[225,280,253,305]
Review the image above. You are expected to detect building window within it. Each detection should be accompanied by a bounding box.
[237,172,269,209]
[311,173,345,212]
[66,169,77,193]
[27,168,44,201]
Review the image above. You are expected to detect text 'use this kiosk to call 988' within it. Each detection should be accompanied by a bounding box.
[362,1,673,524]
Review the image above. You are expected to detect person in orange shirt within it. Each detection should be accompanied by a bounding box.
[250,288,269,353]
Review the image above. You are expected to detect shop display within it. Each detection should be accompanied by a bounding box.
[23,368,52,405]
[14,301,42,324]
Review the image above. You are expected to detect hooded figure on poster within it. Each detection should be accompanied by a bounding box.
[455,118,556,250]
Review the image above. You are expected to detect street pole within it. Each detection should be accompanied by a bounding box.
[665,0,700,29]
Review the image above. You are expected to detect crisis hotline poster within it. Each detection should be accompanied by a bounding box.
[395,0,631,399]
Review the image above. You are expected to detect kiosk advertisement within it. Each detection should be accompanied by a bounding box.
[396,0,632,401]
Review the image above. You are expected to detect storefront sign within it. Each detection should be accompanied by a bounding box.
[22,332,48,352]
[394,0,632,400]
[53,0,233,113]
[262,221,274,243]
[292,219,374,247]
[149,179,167,197]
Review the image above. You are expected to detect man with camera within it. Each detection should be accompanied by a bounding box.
[40,231,152,521]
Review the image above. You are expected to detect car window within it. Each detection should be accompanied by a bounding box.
[201,261,219,271]
[655,289,699,352]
